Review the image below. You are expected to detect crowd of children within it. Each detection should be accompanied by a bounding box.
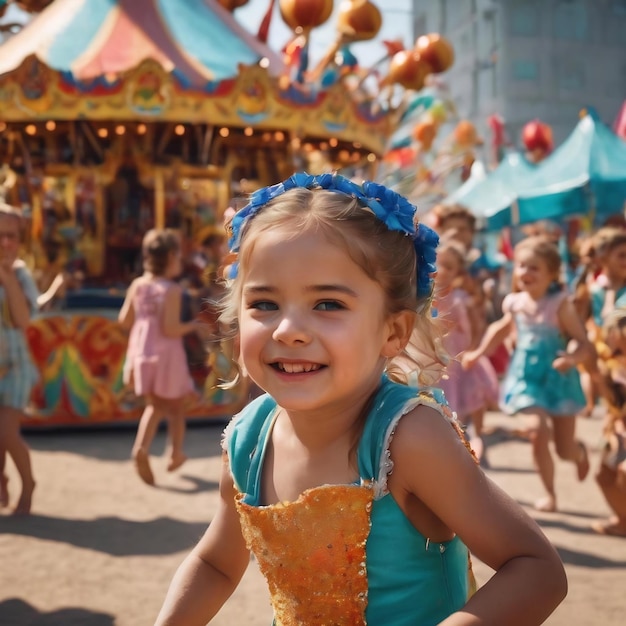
[1,175,625,623]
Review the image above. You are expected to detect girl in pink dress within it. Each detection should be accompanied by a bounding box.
[119,229,201,485]
[435,238,499,461]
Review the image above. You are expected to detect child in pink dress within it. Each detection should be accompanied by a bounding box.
[119,229,202,485]
[436,238,498,461]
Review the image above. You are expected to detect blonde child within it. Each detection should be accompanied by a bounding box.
[119,229,201,486]
[435,237,498,461]
[464,236,594,513]
[592,308,626,536]
[156,174,566,625]
[0,203,39,515]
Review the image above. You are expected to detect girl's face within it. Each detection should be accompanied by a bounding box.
[603,242,626,284]
[238,227,403,418]
[435,248,462,290]
[0,213,20,268]
[514,247,557,299]
[440,217,474,250]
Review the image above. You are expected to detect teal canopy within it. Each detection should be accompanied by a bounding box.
[447,112,626,230]
[444,152,536,230]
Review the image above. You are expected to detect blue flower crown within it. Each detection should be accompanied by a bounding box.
[228,172,439,300]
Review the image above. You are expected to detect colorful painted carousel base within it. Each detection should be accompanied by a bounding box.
[22,310,247,428]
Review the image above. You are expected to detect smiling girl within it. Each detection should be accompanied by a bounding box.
[156,175,566,625]
[464,236,594,513]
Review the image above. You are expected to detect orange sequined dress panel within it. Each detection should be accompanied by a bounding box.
[235,483,373,626]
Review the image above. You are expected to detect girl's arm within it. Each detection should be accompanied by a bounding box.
[161,284,201,338]
[462,312,513,369]
[118,280,137,331]
[0,264,36,330]
[553,296,596,372]
[390,407,566,625]
[155,454,251,626]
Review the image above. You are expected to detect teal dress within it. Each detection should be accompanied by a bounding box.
[224,377,471,625]
[501,290,585,416]
[590,284,626,327]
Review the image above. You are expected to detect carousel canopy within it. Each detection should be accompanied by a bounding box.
[0,0,283,85]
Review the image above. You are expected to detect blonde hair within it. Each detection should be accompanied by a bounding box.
[141,228,180,276]
[220,187,447,386]
[513,235,562,292]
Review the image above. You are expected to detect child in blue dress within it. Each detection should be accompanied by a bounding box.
[156,175,566,625]
[464,235,594,513]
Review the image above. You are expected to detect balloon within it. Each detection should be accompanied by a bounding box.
[279,0,333,31]
[385,50,432,90]
[412,118,438,151]
[336,0,382,42]
[414,33,455,74]
[522,119,553,154]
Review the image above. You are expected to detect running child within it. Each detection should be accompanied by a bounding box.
[464,235,594,513]
[119,229,201,486]
[155,174,566,625]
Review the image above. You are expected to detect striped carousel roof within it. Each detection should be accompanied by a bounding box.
[0,0,283,85]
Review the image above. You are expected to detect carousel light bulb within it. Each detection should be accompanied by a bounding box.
[219,127,230,137]
[319,141,329,150]
[97,128,109,138]
[244,127,254,136]
[338,149,350,161]
[303,142,314,152]
[274,131,285,141]
[115,125,126,135]
[353,142,362,149]
[259,57,270,69]
[0,122,7,132]
[262,132,272,142]
[25,124,37,135]
[45,121,56,131]
[175,125,185,136]
[367,153,377,162]
[137,124,147,135]
[329,137,338,147]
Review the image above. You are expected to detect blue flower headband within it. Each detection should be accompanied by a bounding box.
[228,172,438,300]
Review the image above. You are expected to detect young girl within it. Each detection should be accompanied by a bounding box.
[155,174,566,625]
[592,308,626,536]
[119,229,201,486]
[435,237,498,461]
[464,236,594,513]
[0,203,39,515]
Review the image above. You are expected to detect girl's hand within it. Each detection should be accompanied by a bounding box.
[461,350,479,370]
[552,352,574,373]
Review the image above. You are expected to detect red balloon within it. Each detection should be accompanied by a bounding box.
[522,119,553,154]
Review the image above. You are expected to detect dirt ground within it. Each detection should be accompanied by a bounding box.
[1,409,625,626]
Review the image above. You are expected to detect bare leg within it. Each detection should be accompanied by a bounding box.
[165,399,187,472]
[592,464,626,535]
[0,406,35,515]
[131,399,163,486]
[524,411,557,512]
[552,416,589,481]
[468,409,485,462]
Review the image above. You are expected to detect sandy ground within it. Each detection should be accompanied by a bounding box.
[1,409,625,626]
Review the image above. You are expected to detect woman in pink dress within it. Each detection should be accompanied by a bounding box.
[119,229,202,485]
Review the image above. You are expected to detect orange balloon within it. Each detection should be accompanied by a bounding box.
[336,0,382,42]
[413,119,437,151]
[215,0,249,10]
[414,33,455,74]
[386,50,432,90]
[279,0,334,31]
[454,120,478,147]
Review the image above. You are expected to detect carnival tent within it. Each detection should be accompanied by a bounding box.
[0,0,283,85]
[517,111,626,224]
[448,112,626,230]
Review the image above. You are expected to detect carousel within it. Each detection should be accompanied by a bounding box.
[0,0,455,426]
